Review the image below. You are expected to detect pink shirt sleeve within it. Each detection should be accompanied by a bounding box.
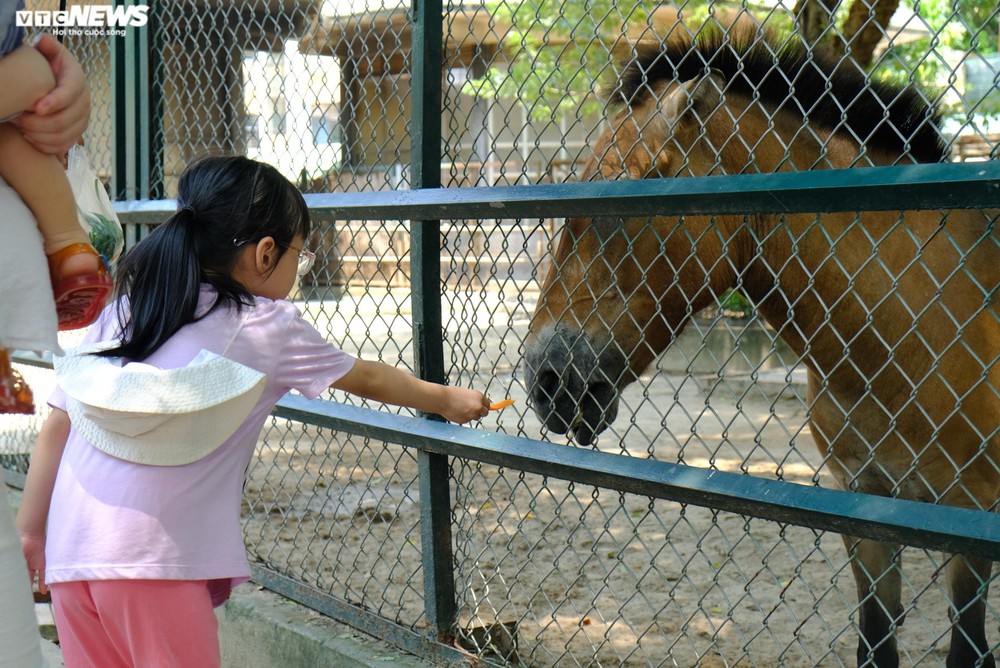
[270,304,355,399]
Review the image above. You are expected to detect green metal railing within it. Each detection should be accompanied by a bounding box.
[93,159,1000,663]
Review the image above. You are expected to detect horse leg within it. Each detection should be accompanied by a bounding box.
[845,536,903,668]
[945,554,995,667]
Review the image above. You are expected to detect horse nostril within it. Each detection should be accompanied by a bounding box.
[531,368,560,408]
[583,381,615,418]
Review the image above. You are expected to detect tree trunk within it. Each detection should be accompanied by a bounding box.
[829,0,902,68]
[794,0,841,48]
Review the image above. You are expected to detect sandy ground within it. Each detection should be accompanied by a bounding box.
[236,293,999,667]
[238,387,999,667]
[4,295,998,667]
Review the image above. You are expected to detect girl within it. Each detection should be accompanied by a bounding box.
[17,156,491,668]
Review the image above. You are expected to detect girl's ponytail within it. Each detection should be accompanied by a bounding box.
[94,156,310,362]
[97,207,204,360]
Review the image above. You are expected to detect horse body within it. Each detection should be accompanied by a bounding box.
[524,30,999,667]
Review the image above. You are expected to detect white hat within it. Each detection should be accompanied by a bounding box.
[55,345,267,466]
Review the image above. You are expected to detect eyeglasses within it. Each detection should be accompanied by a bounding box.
[287,246,317,277]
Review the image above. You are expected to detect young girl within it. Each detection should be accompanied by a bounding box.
[17,156,491,668]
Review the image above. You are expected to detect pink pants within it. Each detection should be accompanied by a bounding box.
[50,580,220,668]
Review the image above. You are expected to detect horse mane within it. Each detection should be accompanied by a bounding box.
[609,28,946,163]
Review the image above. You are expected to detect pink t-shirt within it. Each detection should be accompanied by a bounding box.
[44,287,355,599]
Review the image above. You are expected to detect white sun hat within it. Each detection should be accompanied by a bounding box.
[55,345,267,466]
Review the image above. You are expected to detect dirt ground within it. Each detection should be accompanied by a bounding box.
[240,370,998,667]
[5,298,998,667]
[236,296,1000,668]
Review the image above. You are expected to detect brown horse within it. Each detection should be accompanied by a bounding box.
[523,29,999,668]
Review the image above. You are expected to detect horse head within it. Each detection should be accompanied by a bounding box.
[523,68,741,445]
[522,28,943,445]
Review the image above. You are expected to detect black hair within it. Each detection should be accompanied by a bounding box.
[609,28,946,164]
[98,156,311,361]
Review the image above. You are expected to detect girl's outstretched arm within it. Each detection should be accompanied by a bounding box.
[332,359,490,424]
[16,409,71,595]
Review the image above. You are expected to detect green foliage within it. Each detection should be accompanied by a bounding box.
[462,0,803,120]
[84,212,122,261]
[464,0,654,121]
[719,288,753,317]
[873,0,1000,119]
[465,0,998,128]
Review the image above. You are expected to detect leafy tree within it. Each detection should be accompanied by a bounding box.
[464,0,999,122]
[873,0,999,119]
[462,0,653,121]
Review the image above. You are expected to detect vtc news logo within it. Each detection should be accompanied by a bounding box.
[15,5,150,28]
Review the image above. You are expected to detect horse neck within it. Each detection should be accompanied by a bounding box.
[708,96,873,174]
[702,101,888,359]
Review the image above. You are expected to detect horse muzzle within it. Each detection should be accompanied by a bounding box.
[523,324,628,446]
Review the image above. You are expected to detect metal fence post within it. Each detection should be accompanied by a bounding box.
[410,0,457,644]
[147,2,164,199]
[111,0,158,200]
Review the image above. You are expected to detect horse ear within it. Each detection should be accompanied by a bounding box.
[648,69,727,175]
[661,68,727,127]
[692,69,727,114]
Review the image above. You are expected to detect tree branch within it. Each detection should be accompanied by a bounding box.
[830,0,902,68]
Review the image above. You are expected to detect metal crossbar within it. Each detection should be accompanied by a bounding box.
[273,394,1000,562]
[113,161,1000,222]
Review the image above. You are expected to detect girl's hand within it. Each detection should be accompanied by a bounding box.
[20,532,48,595]
[11,33,91,157]
[439,386,491,424]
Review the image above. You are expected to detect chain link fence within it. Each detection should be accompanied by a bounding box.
[3,0,1000,666]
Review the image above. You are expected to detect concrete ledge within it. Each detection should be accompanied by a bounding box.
[35,604,63,666]
[219,585,438,668]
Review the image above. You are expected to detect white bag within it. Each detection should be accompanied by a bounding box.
[66,145,124,264]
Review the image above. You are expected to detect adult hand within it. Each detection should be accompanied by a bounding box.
[10,33,91,157]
